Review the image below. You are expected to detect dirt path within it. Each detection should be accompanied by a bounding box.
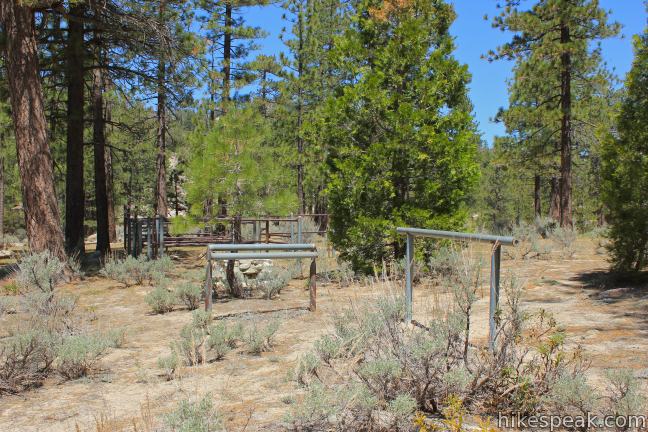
[1,240,646,431]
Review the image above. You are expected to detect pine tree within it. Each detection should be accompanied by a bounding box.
[488,0,619,228]
[323,0,480,272]
[602,27,648,271]
[0,0,67,260]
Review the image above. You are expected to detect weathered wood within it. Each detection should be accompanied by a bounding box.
[309,258,317,312]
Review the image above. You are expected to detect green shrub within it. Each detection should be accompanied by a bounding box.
[55,334,109,379]
[550,226,577,258]
[163,393,223,432]
[15,251,65,293]
[157,352,179,381]
[145,287,175,314]
[0,330,57,394]
[250,266,290,300]
[175,283,203,310]
[244,319,279,354]
[102,255,173,287]
[105,328,127,348]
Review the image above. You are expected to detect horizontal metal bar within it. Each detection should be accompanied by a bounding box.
[211,251,319,260]
[208,243,316,251]
[396,227,518,246]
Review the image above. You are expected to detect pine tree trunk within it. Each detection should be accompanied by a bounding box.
[222,1,232,112]
[105,97,117,243]
[549,175,560,220]
[0,1,66,260]
[155,0,168,218]
[0,134,4,241]
[92,64,110,255]
[226,213,243,298]
[559,22,573,228]
[533,174,542,219]
[64,4,86,255]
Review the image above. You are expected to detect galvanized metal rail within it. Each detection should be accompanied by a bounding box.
[396,227,518,351]
[204,243,318,313]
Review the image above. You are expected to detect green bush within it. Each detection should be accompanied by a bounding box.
[15,251,65,293]
[55,334,109,379]
[0,330,57,393]
[163,393,223,432]
[175,283,203,310]
[244,319,279,355]
[145,287,175,314]
[102,255,173,287]
[249,266,290,299]
[157,352,179,381]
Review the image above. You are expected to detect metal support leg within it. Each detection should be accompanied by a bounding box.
[309,258,317,312]
[405,234,414,323]
[489,244,501,352]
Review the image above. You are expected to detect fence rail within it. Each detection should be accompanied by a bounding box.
[396,227,518,351]
[123,211,329,257]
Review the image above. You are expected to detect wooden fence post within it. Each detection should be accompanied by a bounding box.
[309,258,317,312]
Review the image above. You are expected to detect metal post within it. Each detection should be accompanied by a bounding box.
[405,234,414,323]
[489,243,501,351]
[265,219,270,243]
[205,247,213,311]
[146,219,152,259]
[252,220,257,242]
[309,258,317,312]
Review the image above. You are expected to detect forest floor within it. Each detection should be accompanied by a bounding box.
[1,238,648,431]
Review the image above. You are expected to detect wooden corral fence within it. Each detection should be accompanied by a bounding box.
[123,210,329,258]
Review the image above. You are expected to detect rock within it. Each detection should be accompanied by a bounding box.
[238,260,252,271]
[86,233,97,242]
[595,247,607,255]
[243,266,261,276]
[597,288,630,300]
[0,249,13,259]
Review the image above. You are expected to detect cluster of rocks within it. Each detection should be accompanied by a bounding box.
[213,259,273,291]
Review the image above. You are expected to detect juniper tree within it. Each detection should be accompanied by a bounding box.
[602,27,648,272]
[322,0,480,272]
[488,0,620,228]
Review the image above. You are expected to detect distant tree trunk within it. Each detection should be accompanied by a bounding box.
[226,213,243,298]
[0,0,66,260]
[559,21,573,228]
[105,96,117,243]
[155,0,168,218]
[296,5,305,214]
[533,174,542,219]
[0,134,4,241]
[222,1,232,113]
[92,64,110,255]
[64,4,86,255]
[549,175,560,221]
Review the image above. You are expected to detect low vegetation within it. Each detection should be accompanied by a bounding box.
[1,252,122,395]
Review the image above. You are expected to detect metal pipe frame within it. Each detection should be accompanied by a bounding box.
[211,251,318,260]
[204,243,318,313]
[208,243,315,251]
[396,227,518,246]
[397,227,516,351]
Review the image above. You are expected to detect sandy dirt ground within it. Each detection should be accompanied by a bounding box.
[1,239,647,431]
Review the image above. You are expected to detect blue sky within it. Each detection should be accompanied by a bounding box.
[243,0,646,145]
